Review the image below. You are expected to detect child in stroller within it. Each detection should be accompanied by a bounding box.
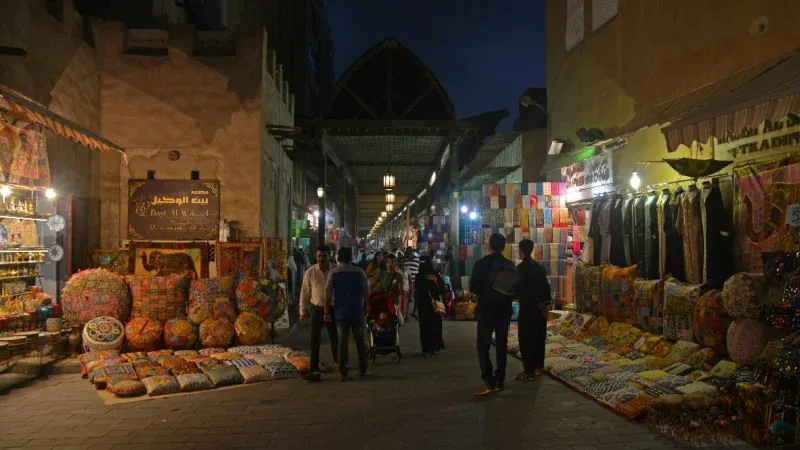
[366,292,402,363]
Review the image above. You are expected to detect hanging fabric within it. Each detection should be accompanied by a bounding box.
[677,185,704,284]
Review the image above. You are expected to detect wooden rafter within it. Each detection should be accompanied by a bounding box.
[385,48,394,118]
[400,82,437,119]
[343,84,380,119]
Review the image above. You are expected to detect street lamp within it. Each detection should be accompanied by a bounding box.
[382,170,395,191]
[317,186,325,198]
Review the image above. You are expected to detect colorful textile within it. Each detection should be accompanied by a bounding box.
[108,380,146,398]
[675,381,716,395]
[663,278,702,341]
[91,249,131,276]
[133,362,170,379]
[633,333,664,354]
[721,273,766,319]
[163,317,198,350]
[574,262,602,313]
[664,362,694,376]
[82,316,124,352]
[205,366,244,387]
[0,119,50,187]
[600,265,639,323]
[125,317,163,351]
[176,373,212,391]
[199,317,234,348]
[666,341,700,361]
[651,340,674,358]
[598,386,644,406]
[215,242,262,279]
[90,363,134,384]
[238,365,271,383]
[263,361,300,379]
[235,278,286,323]
[234,313,270,345]
[142,375,181,396]
[709,360,737,378]
[633,279,664,334]
[657,375,691,389]
[129,242,209,278]
[726,319,768,364]
[62,269,132,326]
[692,290,732,354]
[78,351,119,377]
[683,348,717,370]
[584,380,629,396]
[129,275,189,324]
[616,394,658,419]
[188,277,236,324]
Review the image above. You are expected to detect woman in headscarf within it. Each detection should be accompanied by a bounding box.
[415,258,446,356]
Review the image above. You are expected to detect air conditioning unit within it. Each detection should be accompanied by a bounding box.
[192,30,235,57]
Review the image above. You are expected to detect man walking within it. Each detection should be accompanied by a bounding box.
[325,247,370,382]
[515,239,552,382]
[299,245,338,382]
[469,233,517,395]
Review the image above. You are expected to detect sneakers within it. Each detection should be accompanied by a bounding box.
[302,371,322,382]
[474,383,495,396]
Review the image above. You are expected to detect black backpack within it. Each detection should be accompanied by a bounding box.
[489,259,522,303]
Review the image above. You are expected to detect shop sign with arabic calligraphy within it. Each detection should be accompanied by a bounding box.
[128,179,220,240]
[561,151,613,191]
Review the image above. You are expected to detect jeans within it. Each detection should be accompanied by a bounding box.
[336,316,368,376]
[518,307,546,374]
[309,305,339,372]
[476,306,511,387]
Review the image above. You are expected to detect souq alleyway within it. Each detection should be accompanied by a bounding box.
[0,321,751,450]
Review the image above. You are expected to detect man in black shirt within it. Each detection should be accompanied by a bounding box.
[469,233,515,396]
[515,239,552,382]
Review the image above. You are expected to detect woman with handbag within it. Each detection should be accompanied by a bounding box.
[415,259,446,356]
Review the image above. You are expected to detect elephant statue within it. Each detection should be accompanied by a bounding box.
[141,250,198,279]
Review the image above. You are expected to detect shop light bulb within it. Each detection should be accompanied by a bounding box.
[469,211,477,220]
[630,172,642,190]
[460,205,468,214]
[45,188,57,199]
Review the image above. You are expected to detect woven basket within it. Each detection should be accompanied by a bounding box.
[45,318,63,333]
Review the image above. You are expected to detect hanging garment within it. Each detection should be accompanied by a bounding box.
[609,196,627,267]
[621,196,635,266]
[666,187,685,281]
[587,197,604,265]
[632,195,647,268]
[677,185,704,284]
[656,189,671,279]
[643,191,660,280]
[599,197,613,263]
[701,180,733,289]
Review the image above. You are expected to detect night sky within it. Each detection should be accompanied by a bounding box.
[325,0,546,130]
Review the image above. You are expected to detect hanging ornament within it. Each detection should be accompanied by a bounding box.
[48,244,64,262]
[47,214,66,233]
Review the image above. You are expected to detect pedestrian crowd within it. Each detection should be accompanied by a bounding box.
[298,233,551,394]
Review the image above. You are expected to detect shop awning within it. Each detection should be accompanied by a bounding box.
[459,132,521,190]
[610,49,800,152]
[0,86,125,155]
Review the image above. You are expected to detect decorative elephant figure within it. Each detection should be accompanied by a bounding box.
[141,250,198,279]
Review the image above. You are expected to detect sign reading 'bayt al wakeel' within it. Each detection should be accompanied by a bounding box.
[128,179,220,240]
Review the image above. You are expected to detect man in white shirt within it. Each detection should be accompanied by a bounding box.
[300,245,339,381]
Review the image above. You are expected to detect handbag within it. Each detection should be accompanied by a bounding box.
[429,292,446,316]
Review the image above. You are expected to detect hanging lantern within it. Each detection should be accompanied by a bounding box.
[316,186,325,198]
[381,211,388,218]
[382,170,395,190]
[386,203,394,212]
[385,191,395,204]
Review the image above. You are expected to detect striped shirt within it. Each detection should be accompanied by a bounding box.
[405,257,420,282]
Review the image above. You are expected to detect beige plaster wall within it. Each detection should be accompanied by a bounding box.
[94,23,284,243]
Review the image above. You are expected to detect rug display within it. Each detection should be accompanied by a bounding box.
[215,243,262,280]
[128,242,209,279]
[91,249,131,276]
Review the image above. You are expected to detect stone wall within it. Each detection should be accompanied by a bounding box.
[94,23,294,244]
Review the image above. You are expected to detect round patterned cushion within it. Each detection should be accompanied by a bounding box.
[727,319,767,364]
[82,316,125,352]
[234,313,270,346]
[722,273,766,319]
[692,290,733,354]
[62,269,132,326]
[107,380,147,398]
[235,279,286,323]
[199,317,234,348]
[163,317,199,350]
[125,317,163,351]
[188,277,236,324]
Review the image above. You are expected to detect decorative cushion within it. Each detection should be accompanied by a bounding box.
[223,357,258,368]
[107,373,140,386]
[78,351,120,377]
[583,380,629,397]
[133,361,170,379]
[174,350,199,357]
[108,380,146,398]
[142,375,181,396]
[574,261,603,313]
[238,365,271,383]
[205,365,244,387]
[641,356,674,370]
[90,363,135,384]
[600,265,639,323]
[633,279,664,334]
[164,359,201,376]
[651,340,674,358]
[125,317,163,351]
[228,345,267,355]
[82,316,125,352]
[638,370,670,382]
[586,315,611,336]
[129,275,189,324]
[726,319,768,364]
[709,360,737,378]
[598,386,644,406]
[722,273,766,319]
[657,375,691,389]
[675,381,717,395]
[235,278,286,323]
[121,352,148,361]
[163,317,198,350]
[147,349,173,358]
[664,362,694,376]
[193,357,223,372]
[663,278,703,342]
[283,350,309,360]
[62,269,132,326]
[245,354,285,366]
[198,347,226,356]
[666,341,700,361]
[210,352,243,361]
[683,348,717,370]
[616,394,658,419]
[234,313,271,346]
[84,357,126,377]
[176,373,212,391]
[188,277,236,324]
[604,371,639,382]
[692,290,733,354]
[199,317,234,348]
[263,361,300,379]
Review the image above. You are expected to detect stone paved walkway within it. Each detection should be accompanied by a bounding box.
[0,321,748,450]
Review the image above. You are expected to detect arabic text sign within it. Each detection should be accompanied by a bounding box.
[128,179,220,240]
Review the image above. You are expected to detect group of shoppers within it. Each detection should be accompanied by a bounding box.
[299,245,446,381]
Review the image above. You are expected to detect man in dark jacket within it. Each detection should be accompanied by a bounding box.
[515,239,552,382]
[469,233,515,395]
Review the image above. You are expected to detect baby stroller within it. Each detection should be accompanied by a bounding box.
[367,292,402,363]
